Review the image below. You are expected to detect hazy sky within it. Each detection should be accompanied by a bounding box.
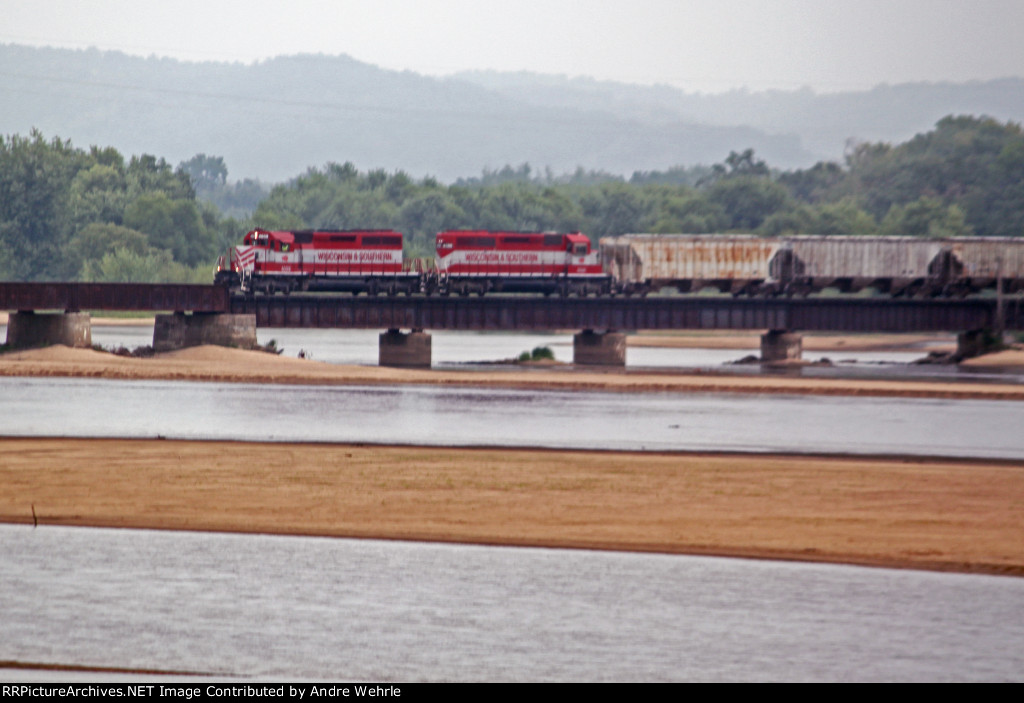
[5,0,1024,92]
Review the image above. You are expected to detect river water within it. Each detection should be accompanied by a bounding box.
[3,376,1024,457]
[2,525,1022,682]
[2,325,1023,681]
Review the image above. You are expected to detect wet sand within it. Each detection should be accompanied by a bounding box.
[2,437,1022,577]
[3,344,1024,400]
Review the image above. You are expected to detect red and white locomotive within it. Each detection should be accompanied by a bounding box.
[433,230,608,296]
[217,228,611,296]
[216,228,420,295]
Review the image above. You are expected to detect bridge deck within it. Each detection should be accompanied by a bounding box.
[0,282,228,313]
[1,283,1020,331]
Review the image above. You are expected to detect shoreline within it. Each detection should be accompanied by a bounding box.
[2,343,1024,400]
[3,437,1022,577]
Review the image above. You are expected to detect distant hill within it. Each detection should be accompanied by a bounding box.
[2,44,1022,182]
[454,71,1024,162]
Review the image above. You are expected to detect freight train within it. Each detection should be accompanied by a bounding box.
[215,229,1024,297]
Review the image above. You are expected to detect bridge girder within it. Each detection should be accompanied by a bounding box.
[229,295,1021,333]
[1,283,1020,332]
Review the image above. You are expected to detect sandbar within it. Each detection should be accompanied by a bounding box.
[2,438,1022,577]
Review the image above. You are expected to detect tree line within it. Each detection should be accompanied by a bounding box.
[1,115,1022,283]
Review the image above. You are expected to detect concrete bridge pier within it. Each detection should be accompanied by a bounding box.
[379,328,432,368]
[5,311,92,349]
[760,329,803,362]
[956,329,1003,360]
[153,312,257,352]
[573,329,626,366]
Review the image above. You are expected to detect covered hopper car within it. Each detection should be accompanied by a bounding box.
[599,234,1024,297]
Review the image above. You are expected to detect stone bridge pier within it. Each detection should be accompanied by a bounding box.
[760,329,803,362]
[153,313,257,352]
[5,311,92,349]
[956,329,1004,359]
[379,329,432,368]
[573,329,626,366]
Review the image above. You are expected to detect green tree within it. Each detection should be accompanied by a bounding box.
[778,161,846,203]
[812,199,878,235]
[843,117,1024,237]
[81,247,207,283]
[68,163,129,226]
[580,182,648,237]
[629,164,714,187]
[398,191,468,250]
[0,130,90,279]
[321,189,399,230]
[123,192,213,266]
[880,197,973,237]
[127,154,194,201]
[645,191,728,233]
[178,153,228,194]
[62,223,153,279]
[706,177,793,231]
[758,205,819,235]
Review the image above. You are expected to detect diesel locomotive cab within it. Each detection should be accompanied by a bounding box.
[214,229,269,289]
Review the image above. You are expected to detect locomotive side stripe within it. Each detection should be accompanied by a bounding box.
[437,249,604,277]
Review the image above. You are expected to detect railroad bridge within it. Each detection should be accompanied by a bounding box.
[2,282,1021,366]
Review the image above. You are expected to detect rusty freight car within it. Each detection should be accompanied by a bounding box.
[601,234,1024,297]
[600,234,782,295]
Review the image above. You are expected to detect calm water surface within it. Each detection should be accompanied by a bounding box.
[4,325,1023,682]
[2,525,1022,682]
[3,376,1024,457]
